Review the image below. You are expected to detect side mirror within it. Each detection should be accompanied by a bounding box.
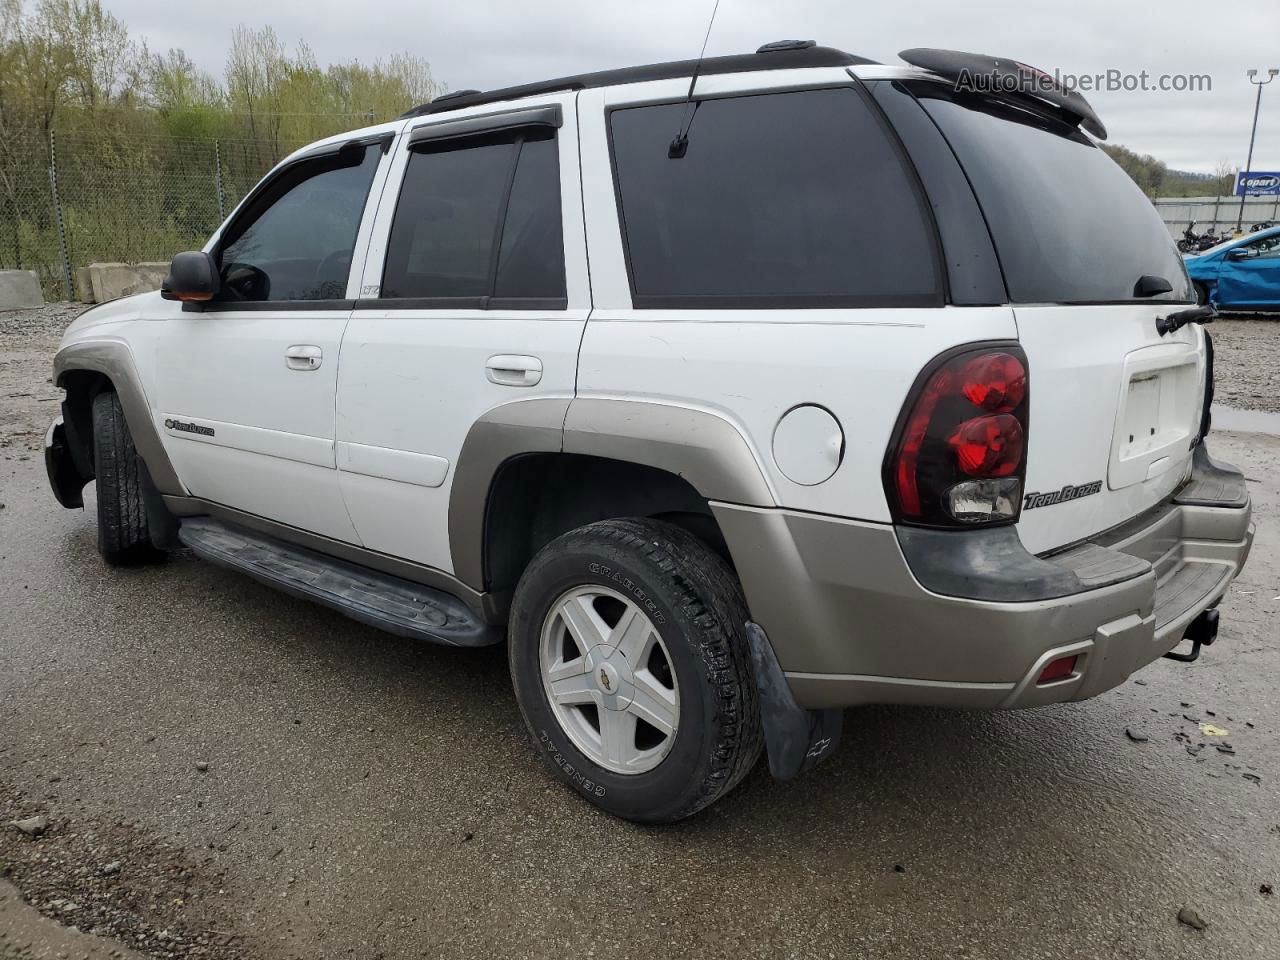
[161,251,220,302]
[1226,248,1250,261]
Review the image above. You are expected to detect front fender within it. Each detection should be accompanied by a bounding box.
[53,338,186,497]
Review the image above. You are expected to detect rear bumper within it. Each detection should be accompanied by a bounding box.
[716,444,1253,711]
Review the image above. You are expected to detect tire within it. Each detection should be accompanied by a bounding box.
[1195,282,1210,307]
[91,390,164,566]
[508,518,762,823]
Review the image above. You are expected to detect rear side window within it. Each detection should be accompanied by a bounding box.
[381,129,565,306]
[608,88,941,308]
[908,83,1193,304]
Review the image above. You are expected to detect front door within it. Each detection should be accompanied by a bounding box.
[336,94,589,574]
[153,136,391,541]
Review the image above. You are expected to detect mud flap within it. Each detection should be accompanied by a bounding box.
[745,621,842,781]
[44,418,86,509]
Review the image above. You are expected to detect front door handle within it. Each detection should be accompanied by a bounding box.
[285,345,323,371]
[485,354,542,387]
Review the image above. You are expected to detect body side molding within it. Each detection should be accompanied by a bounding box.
[54,338,186,496]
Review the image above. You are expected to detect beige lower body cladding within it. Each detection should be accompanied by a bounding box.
[0,270,44,309]
[83,262,168,303]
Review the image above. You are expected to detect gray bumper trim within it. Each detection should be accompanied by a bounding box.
[714,445,1253,711]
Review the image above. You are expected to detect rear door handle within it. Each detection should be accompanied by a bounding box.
[285,345,323,371]
[485,354,543,387]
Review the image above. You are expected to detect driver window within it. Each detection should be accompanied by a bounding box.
[217,145,381,302]
[1249,235,1280,259]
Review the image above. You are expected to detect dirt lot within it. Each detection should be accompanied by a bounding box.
[1,305,1278,960]
[1207,317,1280,413]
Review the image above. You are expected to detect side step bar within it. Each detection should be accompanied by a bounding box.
[178,518,502,647]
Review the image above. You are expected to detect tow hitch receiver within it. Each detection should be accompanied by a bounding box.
[1163,608,1220,663]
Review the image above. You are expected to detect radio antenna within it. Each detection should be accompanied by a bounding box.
[668,0,722,159]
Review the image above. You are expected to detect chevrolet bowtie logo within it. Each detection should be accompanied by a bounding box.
[599,669,612,691]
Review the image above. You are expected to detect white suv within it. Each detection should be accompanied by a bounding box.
[45,43,1254,822]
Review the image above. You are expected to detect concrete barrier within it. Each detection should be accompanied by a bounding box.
[75,266,93,303]
[85,262,169,303]
[0,270,44,309]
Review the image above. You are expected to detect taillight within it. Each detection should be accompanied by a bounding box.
[885,344,1029,527]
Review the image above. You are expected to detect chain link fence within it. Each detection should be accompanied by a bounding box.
[1,125,321,300]
[1153,195,1280,239]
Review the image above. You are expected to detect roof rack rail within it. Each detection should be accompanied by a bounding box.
[756,39,816,54]
[398,44,876,119]
[433,89,481,103]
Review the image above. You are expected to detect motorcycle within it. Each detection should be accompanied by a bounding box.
[1196,227,1223,252]
[1178,221,1205,253]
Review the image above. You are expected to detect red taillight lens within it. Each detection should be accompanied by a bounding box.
[948,414,1024,477]
[886,346,1030,527]
[960,353,1027,412]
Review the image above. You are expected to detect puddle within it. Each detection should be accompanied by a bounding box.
[1211,404,1280,435]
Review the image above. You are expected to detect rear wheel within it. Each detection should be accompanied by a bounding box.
[508,518,762,822]
[91,390,164,566]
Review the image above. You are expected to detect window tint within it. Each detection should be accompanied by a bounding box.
[496,135,565,299]
[909,83,1193,304]
[608,88,940,307]
[382,129,565,303]
[218,146,380,302]
[382,138,513,299]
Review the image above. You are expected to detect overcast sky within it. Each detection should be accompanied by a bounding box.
[107,0,1280,175]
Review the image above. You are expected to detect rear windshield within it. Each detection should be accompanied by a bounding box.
[906,82,1193,304]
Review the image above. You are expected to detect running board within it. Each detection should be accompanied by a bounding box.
[178,517,501,647]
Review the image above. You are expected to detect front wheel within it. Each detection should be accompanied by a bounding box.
[1194,282,1210,307]
[91,390,165,566]
[508,518,762,823]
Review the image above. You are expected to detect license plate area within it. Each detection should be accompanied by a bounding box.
[1109,347,1199,490]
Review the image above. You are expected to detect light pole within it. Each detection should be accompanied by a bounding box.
[1237,67,1279,233]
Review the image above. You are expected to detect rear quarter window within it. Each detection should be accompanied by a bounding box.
[607,87,942,308]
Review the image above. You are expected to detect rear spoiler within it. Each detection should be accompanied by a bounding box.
[898,48,1108,141]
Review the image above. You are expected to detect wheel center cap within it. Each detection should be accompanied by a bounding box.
[584,646,634,710]
[596,661,620,694]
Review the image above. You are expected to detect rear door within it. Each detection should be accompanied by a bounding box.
[905,82,1206,553]
[337,93,588,573]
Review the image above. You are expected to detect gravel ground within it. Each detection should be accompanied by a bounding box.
[1208,317,1280,413]
[1,303,1278,960]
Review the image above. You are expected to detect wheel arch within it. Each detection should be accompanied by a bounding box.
[448,398,777,598]
[53,339,186,496]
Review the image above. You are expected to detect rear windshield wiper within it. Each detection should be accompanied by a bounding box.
[1134,275,1173,298]
[1156,305,1215,337]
